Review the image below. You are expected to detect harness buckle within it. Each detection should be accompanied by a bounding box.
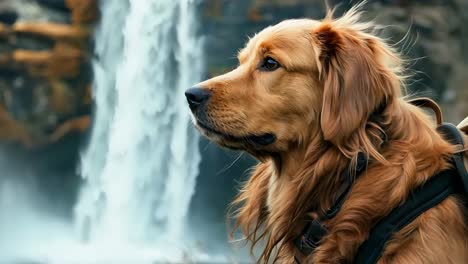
[295,219,327,256]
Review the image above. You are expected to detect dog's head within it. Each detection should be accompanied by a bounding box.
[186,9,403,160]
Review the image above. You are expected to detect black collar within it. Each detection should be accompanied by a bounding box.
[294,152,368,257]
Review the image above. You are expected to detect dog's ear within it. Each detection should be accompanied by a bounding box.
[313,22,397,146]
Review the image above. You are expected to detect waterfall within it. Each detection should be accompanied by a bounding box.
[75,0,203,256]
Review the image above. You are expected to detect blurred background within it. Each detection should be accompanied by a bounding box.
[0,0,466,263]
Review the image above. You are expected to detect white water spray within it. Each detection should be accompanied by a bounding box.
[75,0,203,254]
[0,0,242,262]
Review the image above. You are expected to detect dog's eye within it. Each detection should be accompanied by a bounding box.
[259,57,280,71]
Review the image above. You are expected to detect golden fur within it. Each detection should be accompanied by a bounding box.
[189,4,468,264]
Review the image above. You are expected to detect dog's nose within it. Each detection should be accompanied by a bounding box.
[185,87,211,108]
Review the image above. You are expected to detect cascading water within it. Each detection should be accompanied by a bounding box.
[0,0,241,262]
[74,0,205,260]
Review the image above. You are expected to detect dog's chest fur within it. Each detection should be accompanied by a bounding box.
[267,169,281,212]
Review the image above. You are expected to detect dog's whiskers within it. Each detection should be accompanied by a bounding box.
[217,153,244,175]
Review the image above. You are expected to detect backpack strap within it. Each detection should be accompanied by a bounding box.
[456,117,468,174]
[458,117,468,135]
[437,123,468,192]
[355,123,468,264]
[407,97,443,125]
[354,167,460,264]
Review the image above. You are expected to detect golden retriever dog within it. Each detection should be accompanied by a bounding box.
[185,4,468,264]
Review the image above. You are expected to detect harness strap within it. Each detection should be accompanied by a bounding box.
[295,152,368,256]
[294,98,466,263]
[407,97,443,125]
[355,122,467,263]
[437,123,468,193]
[458,117,468,134]
[354,168,459,264]
[326,152,368,219]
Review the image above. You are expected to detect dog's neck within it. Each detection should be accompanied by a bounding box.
[239,99,454,262]
[268,126,348,215]
[266,99,452,217]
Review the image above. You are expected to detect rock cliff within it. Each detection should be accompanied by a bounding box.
[0,0,95,148]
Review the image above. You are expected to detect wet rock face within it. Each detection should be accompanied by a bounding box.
[0,0,96,148]
[371,0,468,122]
[0,0,97,219]
[201,0,468,122]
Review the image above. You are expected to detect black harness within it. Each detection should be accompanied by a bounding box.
[295,152,368,257]
[295,123,468,264]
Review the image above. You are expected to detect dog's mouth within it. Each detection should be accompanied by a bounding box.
[195,120,276,147]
